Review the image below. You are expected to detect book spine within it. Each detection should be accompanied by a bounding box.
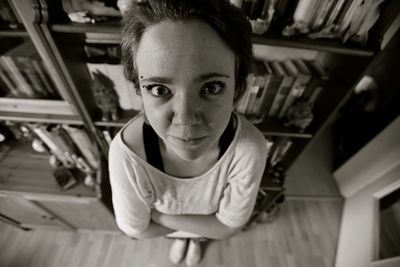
[278,60,312,119]
[293,0,320,25]
[31,59,60,99]
[230,0,243,8]
[15,57,49,98]
[0,64,20,97]
[311,0,337,30]
[325,0,347,27]
[236,73,255,114]
[0,56,36,98]
[338,0,360,33]
[303,60,329,103]
[32,125,72,167]
[270,137,292,166]
[268,62,294,118]
[252,71,271,116]
[62,125,100,169]
[246,75,263,115]
[255,61,277,119]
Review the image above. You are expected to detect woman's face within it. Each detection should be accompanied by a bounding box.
[136,20,236,161]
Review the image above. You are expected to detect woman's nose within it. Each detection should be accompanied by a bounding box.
[171,94,200,125]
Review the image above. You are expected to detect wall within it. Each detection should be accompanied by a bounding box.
[334,116,400,267]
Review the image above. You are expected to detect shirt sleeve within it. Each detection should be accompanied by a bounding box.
[108,138,151,237]
[216,127,267,228]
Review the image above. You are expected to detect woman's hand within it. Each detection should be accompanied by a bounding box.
[151,209,163,224]
[150,209,240,239]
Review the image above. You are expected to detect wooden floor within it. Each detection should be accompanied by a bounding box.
[0,199,342,267]
[0,126,343,267]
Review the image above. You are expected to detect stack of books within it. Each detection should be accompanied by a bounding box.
[27,123,100,173]
[231,0,384,44]
[0,41,61,99]
[235,58,329,123]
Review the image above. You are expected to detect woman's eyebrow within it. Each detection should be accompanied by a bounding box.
[140,76,173,84]
[194,73,230,82]
[140,73,230,83]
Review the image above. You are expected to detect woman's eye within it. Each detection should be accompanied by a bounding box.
[201,81,225,97]
[143,85,171,98]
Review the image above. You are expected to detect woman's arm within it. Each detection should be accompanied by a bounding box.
[151,210,240,240]
[131,221,175,239]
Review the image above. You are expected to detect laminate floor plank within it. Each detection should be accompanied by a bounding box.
[0,199,342,267]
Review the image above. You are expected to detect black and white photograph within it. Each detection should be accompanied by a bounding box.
[0,0,399,266]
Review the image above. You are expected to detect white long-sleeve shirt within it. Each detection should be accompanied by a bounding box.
[109,113,267,237]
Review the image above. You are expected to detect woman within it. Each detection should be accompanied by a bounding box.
[109,0,267,265]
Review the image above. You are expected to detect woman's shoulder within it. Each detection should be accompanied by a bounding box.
[110,114,146,160]
[236,114,266,148]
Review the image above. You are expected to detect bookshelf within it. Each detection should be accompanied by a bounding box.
[0,0,117,231]
[0,0,399,230]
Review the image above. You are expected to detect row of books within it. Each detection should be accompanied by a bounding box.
[0,40,61,99]
[0,1,22,29]
[231,0,382,44]
[24,123,100,174]
[235,58,328,122]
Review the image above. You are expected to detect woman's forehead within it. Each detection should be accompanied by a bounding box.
[136,20,235,78]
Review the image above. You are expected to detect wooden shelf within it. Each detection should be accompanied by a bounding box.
[254,117,313,138]
[50,22,376,56]
[0,28,28,37]
[252,33,375,57]
[94,109,139,127]
[0,98,83,124]
[0,112,83,125]
[0,141,97,199]
[50,21,121,34]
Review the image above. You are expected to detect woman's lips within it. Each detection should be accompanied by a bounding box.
[170,136,207,145]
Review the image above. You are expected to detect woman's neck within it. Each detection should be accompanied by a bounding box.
[159,140,220,178]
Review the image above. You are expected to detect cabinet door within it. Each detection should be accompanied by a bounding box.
[0,194,69,230]
[36,198,119,231]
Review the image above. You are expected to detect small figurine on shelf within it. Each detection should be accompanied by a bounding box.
[283,99,314,132]
[91,70,120,121]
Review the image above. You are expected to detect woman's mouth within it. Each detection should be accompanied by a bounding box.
[170,136,207,145]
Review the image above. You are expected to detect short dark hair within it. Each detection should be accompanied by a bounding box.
[120,0,253,101]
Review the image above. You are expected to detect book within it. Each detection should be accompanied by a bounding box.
[338,0,360,34]
[247,60,268,115]
[0,40,60,99]
[0,56,37,98]
[236,70,256,114]
[324,0,347,28]
[303,60,329,103]
[252,60,272,117]
[62,125,100,170]
[260,0,279,22]
[14,57,51,98]
[269,137,292,167]
[291,0,320,29]
[0,63,20,97]
[31,59,60,99]
[310,0,337,31]
[30,124,74,168]
[230,0,244,8]
[274,0,301,27]
[278,59,312,119]
[268,61,294,118]
[258,60,283,120]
